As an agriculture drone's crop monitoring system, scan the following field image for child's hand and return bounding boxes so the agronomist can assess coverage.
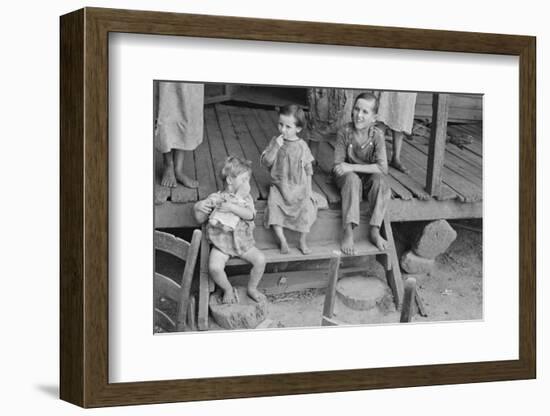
[275,135,284,147]
[197,200,214,215]
[217,202,235,213]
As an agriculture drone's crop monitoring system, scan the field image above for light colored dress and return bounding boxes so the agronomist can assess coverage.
[154,82,204,153]
[261,138,318,233]
[377,92,417,135]
[203,191,256,257]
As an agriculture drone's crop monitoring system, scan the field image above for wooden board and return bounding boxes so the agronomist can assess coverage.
[204,106,229,191]
[226,106,271,199]
[214,104,261,200]
[194,122,219,200]
[397,140,480,202]
[227,239,386,266]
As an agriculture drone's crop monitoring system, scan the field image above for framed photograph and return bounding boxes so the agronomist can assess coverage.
[60,7,536,408]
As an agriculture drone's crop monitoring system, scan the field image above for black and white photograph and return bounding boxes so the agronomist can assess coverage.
[153,82,483,333]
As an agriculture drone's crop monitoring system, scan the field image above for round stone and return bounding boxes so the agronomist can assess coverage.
[209,286,268,329]
[336,275,391,311]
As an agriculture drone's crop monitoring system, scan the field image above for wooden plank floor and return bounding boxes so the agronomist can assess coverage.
[154,103,483,216]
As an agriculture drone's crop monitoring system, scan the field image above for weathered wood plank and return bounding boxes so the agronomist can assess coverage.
[195,123,219,200]
[407,138,482,188]
[154,272,180,302]
[400,277,417,323]
[203,106,228,191]
[227,239,385,266]
[252,108,278,141]
[388,199,483,222]
[385,171,414,200]
[175,228,202,331]
[226,106,271,199]
[154,230,191,260]
[197,231,211,331]
[322,253,342,320]
[387,165,432,201]
[398,139,479,202]
[448,124,483,157]
[381,218,404,308]
[426,93,450,197]
[215,104,261,200]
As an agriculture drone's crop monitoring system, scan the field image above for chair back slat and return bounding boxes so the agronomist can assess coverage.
[154,272,180,302]
[154,230,190,261]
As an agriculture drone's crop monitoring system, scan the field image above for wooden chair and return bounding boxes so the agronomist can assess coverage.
[154,229,201,332]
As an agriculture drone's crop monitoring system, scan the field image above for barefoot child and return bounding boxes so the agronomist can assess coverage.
[333,92,391,254]
[261,105,317,255]
[193,156,266,303]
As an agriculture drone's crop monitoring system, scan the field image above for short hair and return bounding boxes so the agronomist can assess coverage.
[220,155,252,182]
[278,104,306,129]
[353,92,379,113]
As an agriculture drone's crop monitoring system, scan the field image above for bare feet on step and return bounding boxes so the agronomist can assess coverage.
[175,171,199,189]
[279,240,289,254]
[247,287,265,303]
[222,287,238,304]
[299,235,312,255]
[161,165,178,188]
[341,225,356,255]
[390,158,409,174]
[369,226,388,251]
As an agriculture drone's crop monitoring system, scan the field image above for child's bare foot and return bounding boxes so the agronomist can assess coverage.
[161,166,178,188]
[369,226,388,251]
[222,287,238,304]
[341,225,356,255]
[279,240,289,254]
[175,171,199,189]
[390,159,409,174]
[299,240,312,255]
[247,287,265,303]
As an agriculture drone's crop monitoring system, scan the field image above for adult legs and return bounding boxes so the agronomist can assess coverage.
[390,130,408,173]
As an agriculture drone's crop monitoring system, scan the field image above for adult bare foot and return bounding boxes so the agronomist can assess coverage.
[247,287,265,303]
[341,225,356,255]
[390,159,409,174]
[175,171,199,189]
[161,165,177,188]
[369,226,388,251]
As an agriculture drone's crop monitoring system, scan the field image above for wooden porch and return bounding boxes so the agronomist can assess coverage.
[154,100,482,228]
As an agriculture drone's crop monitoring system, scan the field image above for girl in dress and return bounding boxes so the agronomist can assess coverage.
[261,105,317,255]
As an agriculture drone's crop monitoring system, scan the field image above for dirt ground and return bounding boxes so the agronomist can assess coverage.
[258,222,483,329]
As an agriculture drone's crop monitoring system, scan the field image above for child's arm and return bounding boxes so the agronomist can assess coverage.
[194,194,219,224]
[218,202,255,221]
[260,135,283,168]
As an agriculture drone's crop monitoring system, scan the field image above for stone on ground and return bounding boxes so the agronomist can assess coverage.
[209,286,268,329]
[413,219,457,259]
[400,250,435,274]
[336,275,392,311]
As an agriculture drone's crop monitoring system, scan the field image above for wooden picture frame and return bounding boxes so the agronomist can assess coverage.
[60,7,536,408]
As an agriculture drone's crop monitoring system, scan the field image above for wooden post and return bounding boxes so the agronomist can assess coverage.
[321,252,341,322]
[426,93,450,197]
[400,277,417,323]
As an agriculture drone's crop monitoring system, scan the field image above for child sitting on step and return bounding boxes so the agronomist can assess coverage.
[194,156,266,303]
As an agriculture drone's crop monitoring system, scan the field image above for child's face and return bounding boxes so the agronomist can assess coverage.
[352,98,377,130]
[229,171,251,196]
[278,113,302,140]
